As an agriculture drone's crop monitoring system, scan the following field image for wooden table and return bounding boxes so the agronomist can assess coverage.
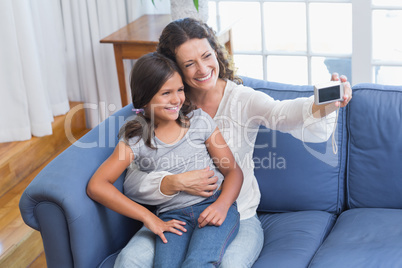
[100,14,233,107]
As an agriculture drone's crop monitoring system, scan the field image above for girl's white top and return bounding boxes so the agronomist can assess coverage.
[123,80,336,220]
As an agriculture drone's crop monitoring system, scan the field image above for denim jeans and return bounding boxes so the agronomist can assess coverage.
[114,210,263,268]
[154,191,240,268]
[219,214,264,267]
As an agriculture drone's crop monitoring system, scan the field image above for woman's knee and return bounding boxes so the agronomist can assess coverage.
[219,215,264,268]
[114,227,156,268]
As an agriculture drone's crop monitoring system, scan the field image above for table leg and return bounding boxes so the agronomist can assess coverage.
[113,44,129,107]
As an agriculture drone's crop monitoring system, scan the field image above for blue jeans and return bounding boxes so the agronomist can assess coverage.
[114,214,263,268]
[154,191,240,267]
[219,214,264,267]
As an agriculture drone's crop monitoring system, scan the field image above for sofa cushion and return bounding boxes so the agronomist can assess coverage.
[242,77,347,213]
[253,211,336,268]
[347,84,402,209]
[309,208,402,268]
[98,251,119,268]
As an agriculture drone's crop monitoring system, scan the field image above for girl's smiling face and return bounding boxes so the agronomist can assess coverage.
[175,38,220,92]
[144,71,185,125]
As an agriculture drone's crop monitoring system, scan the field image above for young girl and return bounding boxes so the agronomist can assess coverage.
[87,52,243,267]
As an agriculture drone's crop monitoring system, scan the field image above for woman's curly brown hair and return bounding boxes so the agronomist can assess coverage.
[157,18,242,85]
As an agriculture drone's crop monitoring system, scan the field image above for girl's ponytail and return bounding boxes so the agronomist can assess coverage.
[119,113,156,149]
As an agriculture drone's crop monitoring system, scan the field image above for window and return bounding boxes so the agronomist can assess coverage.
[372,1,402,85]
[208,0,402,85]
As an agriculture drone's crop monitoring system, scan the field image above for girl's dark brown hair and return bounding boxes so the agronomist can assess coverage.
[119,52,195,149]
[157,18,242,85]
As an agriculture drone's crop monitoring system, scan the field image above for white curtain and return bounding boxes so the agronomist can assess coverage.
[0,0,68,142]
[0,0,169,143]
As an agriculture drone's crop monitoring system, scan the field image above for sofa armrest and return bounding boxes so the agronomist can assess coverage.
[19,105,141,268]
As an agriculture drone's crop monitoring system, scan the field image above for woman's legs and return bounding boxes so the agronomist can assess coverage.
[219,214,264,268]
[114,225,155,268]
[114,214,263,268]
[114,197,259,268]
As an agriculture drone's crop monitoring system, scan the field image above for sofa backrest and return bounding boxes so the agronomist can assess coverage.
[346,83,402,209]
[242,77,347,214]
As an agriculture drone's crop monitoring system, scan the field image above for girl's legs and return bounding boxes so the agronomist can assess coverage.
[155,190,240,268]
[114,192,253,268]
[219,214,264,268]
[182,201,240,268]
[114,215,262,268]
[154,206,196,268]
[114,225,155,268]
[154,209,195,268]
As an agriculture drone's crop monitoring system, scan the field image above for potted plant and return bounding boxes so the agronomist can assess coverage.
[152,0,209,22]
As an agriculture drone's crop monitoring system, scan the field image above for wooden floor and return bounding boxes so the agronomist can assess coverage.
[28,252,47,268]
[0,102,89,268]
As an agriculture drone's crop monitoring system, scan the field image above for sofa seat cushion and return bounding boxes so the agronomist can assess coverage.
[309,208,402,268]
[253,211,336,268]
[98,251,119,268]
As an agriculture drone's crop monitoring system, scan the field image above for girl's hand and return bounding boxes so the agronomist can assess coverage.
[144,217,187,244]
[198,202,229,228]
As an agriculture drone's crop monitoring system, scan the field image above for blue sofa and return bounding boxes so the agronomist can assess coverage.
[19,77,402,268]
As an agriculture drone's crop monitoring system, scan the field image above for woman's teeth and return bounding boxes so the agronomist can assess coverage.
[196,71,212,82]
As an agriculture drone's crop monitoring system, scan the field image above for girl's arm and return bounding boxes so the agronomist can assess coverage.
[86,141,186,243]
[198,127,244,228]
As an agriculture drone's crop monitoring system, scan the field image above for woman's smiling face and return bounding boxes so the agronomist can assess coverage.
[175,38,220,92]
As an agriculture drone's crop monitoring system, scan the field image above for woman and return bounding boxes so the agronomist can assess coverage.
[88,52,242,267]
[115,18,352,268]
